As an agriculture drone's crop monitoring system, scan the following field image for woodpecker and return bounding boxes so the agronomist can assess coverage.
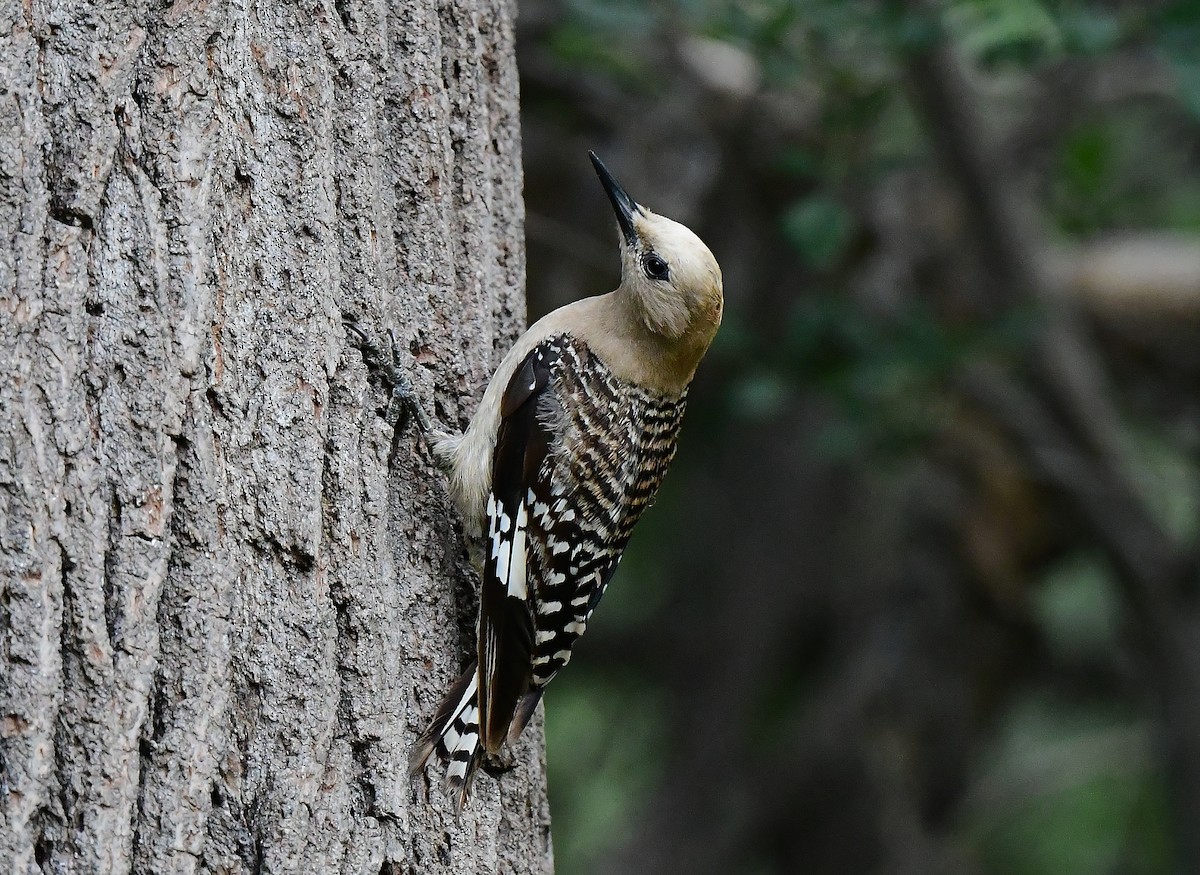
[407,152,723,810]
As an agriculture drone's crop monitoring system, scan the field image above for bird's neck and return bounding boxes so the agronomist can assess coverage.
[584,290,712,395]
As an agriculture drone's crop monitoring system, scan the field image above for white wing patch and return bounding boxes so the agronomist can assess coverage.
[509,503,528,599]
[487,493,529,601]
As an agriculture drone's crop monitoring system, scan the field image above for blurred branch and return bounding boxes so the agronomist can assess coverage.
[900,1,1200,865]
[521,2,1200,868]
[901,6,1137,484]
[958,364,1189,622]
[1054,235,1200,318]
[898,1,1196,576]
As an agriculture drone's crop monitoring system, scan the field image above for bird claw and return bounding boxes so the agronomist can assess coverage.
[343,314,433,441]
[480,749,518,778]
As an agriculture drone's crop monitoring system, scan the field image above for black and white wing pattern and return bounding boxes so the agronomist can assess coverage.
[476,339,559,753]
[522,339,686,691]
[477,333,688,753]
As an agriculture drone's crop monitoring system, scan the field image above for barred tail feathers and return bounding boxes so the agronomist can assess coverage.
[410,665,484,811]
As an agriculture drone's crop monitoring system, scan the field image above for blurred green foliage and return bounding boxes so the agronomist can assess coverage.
[781,195,855,269]
[543,516,676,871]
[966,694,1173,875]
[1052,113,1200,235]
[723,295,1037,459]
[1033,554,1120,659]
[524,0,1200,872]
[546,678,668,865]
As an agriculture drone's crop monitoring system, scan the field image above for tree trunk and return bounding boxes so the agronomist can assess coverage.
[0,1,552,872]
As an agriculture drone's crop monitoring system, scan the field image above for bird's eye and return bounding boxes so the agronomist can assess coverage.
[642,253,670,281]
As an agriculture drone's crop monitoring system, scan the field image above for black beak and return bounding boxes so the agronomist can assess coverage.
[589,151,640,247]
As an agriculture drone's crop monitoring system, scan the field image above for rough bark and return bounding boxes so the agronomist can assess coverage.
[0,1,553,873]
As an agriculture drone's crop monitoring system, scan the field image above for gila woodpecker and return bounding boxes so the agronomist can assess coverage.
[408,152,723,810]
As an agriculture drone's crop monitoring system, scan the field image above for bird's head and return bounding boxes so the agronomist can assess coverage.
[589,152,723,347]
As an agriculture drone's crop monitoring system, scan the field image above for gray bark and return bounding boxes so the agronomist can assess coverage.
[0,0,552,873]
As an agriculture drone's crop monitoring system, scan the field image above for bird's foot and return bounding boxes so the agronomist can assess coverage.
[343,314,434,440]
[480,748,519,778]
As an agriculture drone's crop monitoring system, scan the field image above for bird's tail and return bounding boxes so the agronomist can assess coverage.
[409,664,484,812]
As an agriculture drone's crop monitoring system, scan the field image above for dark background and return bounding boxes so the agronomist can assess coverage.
[515,1,1200,872]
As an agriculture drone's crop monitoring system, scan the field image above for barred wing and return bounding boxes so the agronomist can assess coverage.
[476,341,558,753]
